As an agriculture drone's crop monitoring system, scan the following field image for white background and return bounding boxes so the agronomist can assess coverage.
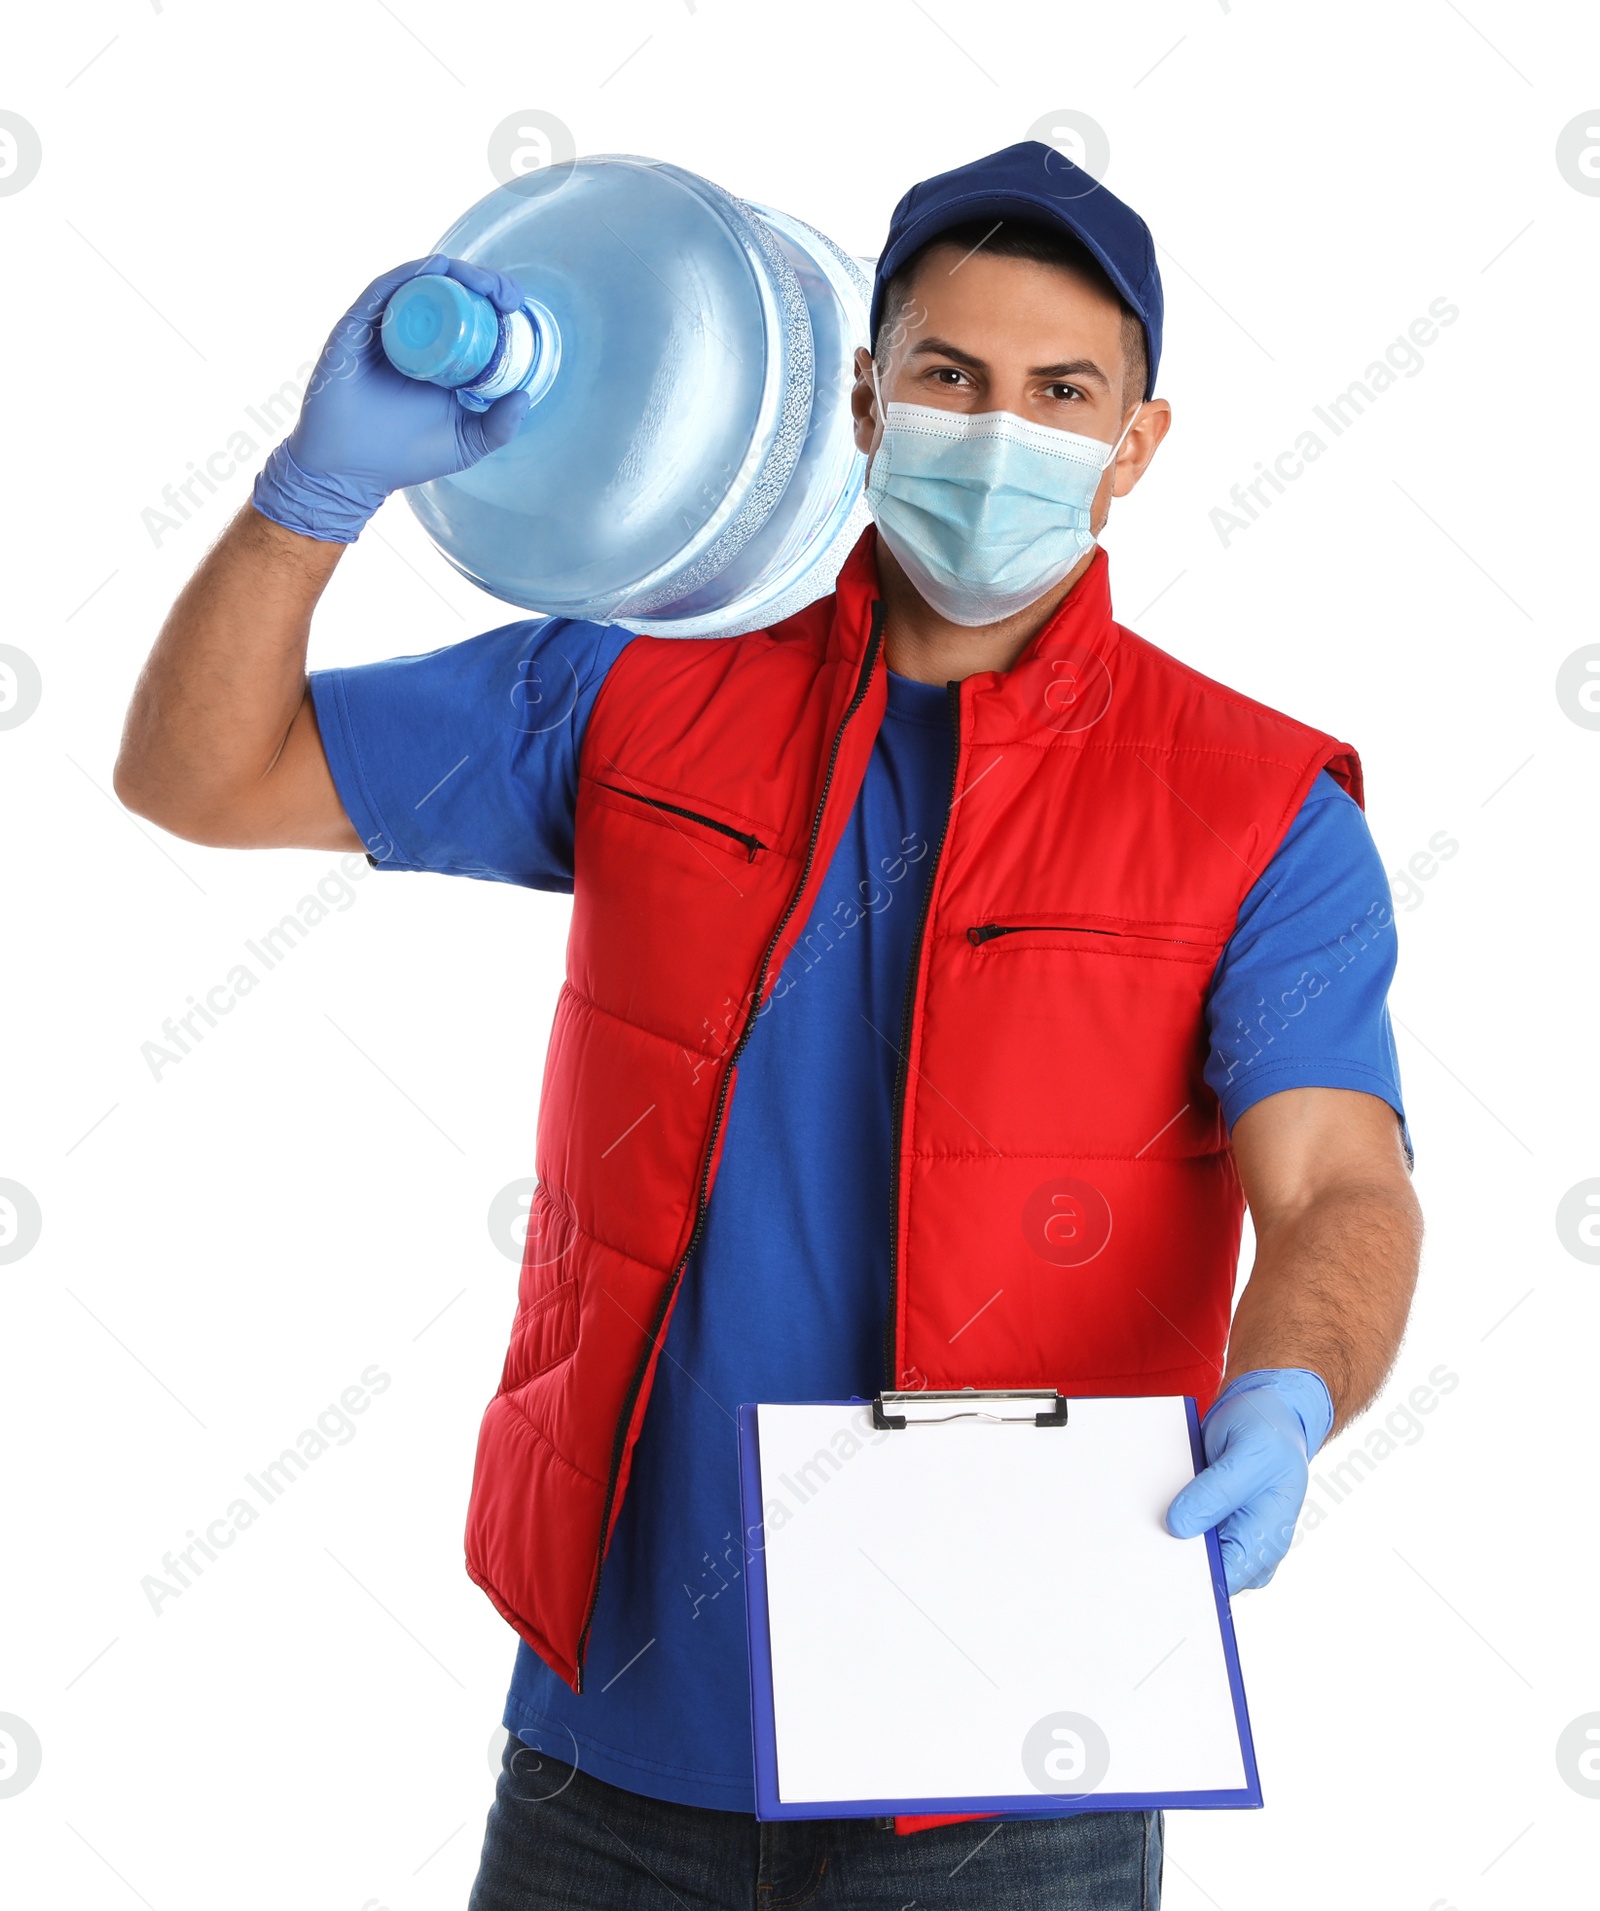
[3,3,1597,1907]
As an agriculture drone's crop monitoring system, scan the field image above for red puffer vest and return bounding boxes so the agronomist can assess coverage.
[463,528,1360,1716]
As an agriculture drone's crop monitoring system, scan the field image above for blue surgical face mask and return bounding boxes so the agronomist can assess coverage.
[865,372,1142,627]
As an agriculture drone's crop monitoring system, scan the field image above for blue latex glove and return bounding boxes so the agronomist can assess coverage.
[252,254,533,543]
[1165,1368,1335,1594]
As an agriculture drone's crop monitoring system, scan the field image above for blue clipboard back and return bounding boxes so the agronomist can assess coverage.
[738,1397,1262,1822]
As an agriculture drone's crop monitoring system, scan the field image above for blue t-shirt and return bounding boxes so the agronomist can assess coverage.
[311,615,1409,1813]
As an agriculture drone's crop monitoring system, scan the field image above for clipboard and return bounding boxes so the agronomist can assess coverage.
[738,1390,1261,1820]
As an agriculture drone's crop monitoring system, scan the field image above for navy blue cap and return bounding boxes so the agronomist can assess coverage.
[870,141,1163,398]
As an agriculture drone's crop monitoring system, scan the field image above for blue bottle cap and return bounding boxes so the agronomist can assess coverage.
[381,274,500,387]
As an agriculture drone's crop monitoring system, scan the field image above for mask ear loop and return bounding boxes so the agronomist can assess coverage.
[869,354,890,461]
[1099,400,1144,472]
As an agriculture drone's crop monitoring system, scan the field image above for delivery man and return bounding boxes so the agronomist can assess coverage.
[115,143,1422,1909]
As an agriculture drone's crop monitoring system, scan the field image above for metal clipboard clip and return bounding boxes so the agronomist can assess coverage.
[871,1387,1070,1430]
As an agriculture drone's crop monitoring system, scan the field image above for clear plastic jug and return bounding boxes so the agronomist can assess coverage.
[381,156,871,637]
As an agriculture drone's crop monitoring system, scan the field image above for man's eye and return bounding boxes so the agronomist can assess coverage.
[1047,384,1084,402]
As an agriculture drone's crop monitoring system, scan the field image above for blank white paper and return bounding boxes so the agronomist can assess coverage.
[754,1396,1249,1806]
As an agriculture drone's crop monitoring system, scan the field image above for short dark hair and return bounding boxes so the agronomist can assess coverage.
[873,217,1148,406]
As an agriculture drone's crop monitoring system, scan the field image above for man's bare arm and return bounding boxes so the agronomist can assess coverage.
[1224,1085,1423,1432]
[113,504,360,851]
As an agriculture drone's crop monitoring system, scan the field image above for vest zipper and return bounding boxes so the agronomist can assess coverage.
[574,601,886,1687]
[884,678,963,1392]
[596,783,767,862]
[966,922,1202,947]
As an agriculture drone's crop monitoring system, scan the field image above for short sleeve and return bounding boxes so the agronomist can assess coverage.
[1205,772,1412,1165]
[309,616,636,892]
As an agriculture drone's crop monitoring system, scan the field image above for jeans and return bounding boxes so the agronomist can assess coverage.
[468,1735,1162,1910]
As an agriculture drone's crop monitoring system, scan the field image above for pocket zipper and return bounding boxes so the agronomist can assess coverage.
[966,922,1201,947]
[598,783,767,862]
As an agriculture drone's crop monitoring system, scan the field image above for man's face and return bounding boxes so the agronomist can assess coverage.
[851,244,1169,535]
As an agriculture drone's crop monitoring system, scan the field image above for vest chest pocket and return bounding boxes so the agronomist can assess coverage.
[592,781,770,864]
[965,920,1223,967]
[949,917,1230,1153]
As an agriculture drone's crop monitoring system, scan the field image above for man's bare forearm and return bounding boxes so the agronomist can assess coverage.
[1221,1175,1423,1432]
[114,504,350,844]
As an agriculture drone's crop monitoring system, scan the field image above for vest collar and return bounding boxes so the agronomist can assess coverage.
[825,526,888,669]
[825,527,1122,743]
[961,544,1121,745]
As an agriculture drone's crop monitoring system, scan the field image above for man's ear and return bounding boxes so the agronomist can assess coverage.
[1089,398,1172,534]
[851,346,881,458]
[1109,398,1172,500]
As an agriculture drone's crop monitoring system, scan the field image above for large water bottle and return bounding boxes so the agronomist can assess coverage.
[379,155,871,638]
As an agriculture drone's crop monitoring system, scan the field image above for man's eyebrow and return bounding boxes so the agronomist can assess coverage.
[1029,358,1111,385]
[904,338,1112,386]
[906,336,986,370]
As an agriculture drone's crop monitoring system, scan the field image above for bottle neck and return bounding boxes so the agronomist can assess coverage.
[458,298,562,413]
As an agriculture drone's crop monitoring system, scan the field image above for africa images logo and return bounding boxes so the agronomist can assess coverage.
[1023,1176,1113,1267]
